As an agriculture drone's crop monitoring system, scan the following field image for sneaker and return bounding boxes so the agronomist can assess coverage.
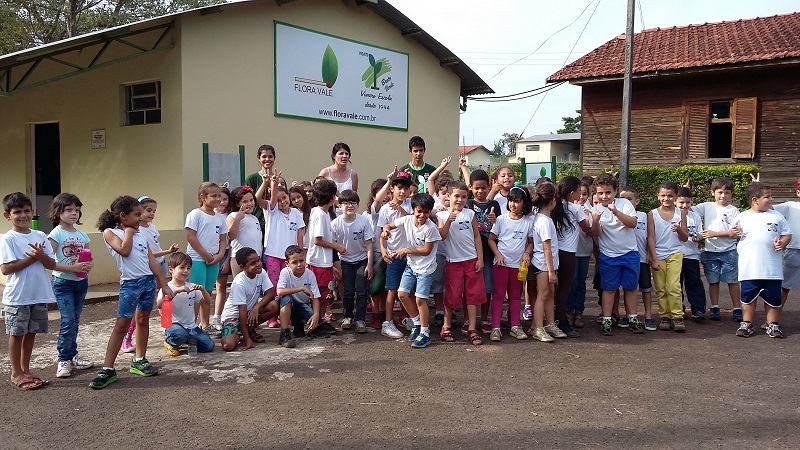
[393,300,402,312]
[601,319,613,336]
[658,317,673,331]
[163,341,181,356]
[56,360,72,378]
[203,325,221,338]
[644,318,657,331]
[401,317,414,332]
[760,322,769,330]
[509,326,528,340]
[732,309,744,322]
[628,318,646,334]
[617,317,630,328]
[522,305,533,321]
[736,321,754,337]
[766,323,784,338]
[279,329,296,348]
[381,320,404,338]
[558,321,581,338]
[433,312,444,327]
[573,311,585,328]
[690,309,706,321]
[319,322,339,335]
[411,333,430,348]
[530,327,555,342]
[311,326,330,338]
[71,355,94,370]
[673,318,687,332]
[544,323,567,339]
[355,320,367,334]
[461,321,469,333]
[481,321,493,334]
[213,316,223,331]
[267,317,279,328]
[708,307,721,321]
[88,368,118,389]
[341,317,354,330]
[130,357,158,377]
[408,325,421,342]
[489,328,502,342]
[369,314,383,329]
[293,319,306,338]
[120,339,135,353]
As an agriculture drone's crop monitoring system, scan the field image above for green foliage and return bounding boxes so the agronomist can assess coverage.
[492,132,521,157]
[556,162,579,180]
[557,110,581,134]
[625,165,759,211]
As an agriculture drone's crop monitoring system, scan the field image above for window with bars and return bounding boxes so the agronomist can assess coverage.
[124,81,161,125]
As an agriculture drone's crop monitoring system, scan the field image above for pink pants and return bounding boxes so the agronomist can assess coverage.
[492,265,522,328]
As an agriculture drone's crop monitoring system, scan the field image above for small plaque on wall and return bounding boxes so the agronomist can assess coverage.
[91,129,106,149]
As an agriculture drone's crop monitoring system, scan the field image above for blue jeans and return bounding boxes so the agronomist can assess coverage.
[278,295,315,323]
[52,277,89,362]
[165,324,215,353]
[681,258,706,313]
[567,256,590,312]
[341,259,369,322]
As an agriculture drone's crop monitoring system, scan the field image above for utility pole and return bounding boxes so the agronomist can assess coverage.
[619,0,635,188]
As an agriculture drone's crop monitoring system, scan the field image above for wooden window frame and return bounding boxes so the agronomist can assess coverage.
[123,80,162,126]
[682,97,756,160]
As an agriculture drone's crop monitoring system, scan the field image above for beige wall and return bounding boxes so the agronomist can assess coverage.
[512,141,552,163]
[464,149,497,167]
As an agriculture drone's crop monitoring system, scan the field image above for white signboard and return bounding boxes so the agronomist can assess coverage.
[91,129,106,149]
[525,162,554,184]
[274,22,409,130]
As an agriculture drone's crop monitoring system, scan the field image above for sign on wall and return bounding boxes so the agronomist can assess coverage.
[274,21,409,130]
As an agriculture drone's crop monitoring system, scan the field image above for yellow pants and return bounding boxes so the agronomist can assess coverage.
[652,252,684,319]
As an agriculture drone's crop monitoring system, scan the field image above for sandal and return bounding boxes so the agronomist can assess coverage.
[468,330,483,346]
[250,332,266,343]
[440,327,454,342]
[11,375,46,390]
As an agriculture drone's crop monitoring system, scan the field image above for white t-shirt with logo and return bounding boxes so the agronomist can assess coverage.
[331,214,374,263]
[436,208,478,263]
[277,267,321,306]
[263,205,304,259]
[733,210,791,281]
[682,210,703,260]
[773,201,800,250]
[139,224,164,263]
[490,214,532,269]
[557,201,587,253]
[531,213,559,271]
[691,202,739,253]
[1,229,56,305]
[229,213,263,258]
[185,208,228,261]
[221,269,272,321]
[376,199,412,252]
[105,228,152,281]
[633,211,648,263]
[394,215,441,275]
[591,198,637,258]
[307,207,334,268]
[158,281,201,329]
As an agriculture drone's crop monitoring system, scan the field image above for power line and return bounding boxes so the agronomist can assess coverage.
[470,82,565,102]
[637,0,645,29]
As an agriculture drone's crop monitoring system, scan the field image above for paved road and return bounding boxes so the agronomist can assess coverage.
[1,286,799,449]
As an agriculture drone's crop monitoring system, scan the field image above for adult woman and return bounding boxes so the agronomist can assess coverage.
[318,142,358,194]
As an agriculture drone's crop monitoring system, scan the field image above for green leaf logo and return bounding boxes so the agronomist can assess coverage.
[362,55,392,89]
[322,45,338,88]
[540,166,547,177]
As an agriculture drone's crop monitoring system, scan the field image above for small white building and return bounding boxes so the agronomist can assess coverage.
[510,132,580,163]
[458,145,497,167]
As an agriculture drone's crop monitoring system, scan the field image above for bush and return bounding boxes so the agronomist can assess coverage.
[556,162,580,180]
[624,165,758,211]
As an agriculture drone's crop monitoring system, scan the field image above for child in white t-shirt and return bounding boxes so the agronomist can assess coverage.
[381,193,442,348]
[731,182,791,338]
[157,252,215,355]
[527,183,563,342]
[277,245,323,342]
[567,180,593,328]
[771,177,800,307]
[227,186,264,279]
[676,187,707,322]
[258,172,305,287]
[619,186,655,331]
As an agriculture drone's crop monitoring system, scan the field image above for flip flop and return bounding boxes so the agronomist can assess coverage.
[11,376,46,390]
[29,375,50,387]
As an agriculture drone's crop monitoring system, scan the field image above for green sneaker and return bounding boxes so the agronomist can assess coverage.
[88,368,118,389]
[130,357,159,377]
[601,319,613,336]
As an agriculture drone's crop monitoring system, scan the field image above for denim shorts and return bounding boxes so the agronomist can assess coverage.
[384,255,408,290]
[278,295,314,322]
[782,248,800,290]
[741,279,782,308]
[700,249,738,284]
[398,266,434,299]
[4,304,48,336]
[118,275,156,318]
[598,251,640,291]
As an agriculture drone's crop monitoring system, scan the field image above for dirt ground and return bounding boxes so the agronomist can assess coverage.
[1,279,799,450]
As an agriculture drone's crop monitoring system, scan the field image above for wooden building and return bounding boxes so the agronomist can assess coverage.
[547,12,800,199]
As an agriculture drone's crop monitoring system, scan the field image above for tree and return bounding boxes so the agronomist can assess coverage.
[557,110,581,134]
[492,132,521,157]
[1,0,225,55]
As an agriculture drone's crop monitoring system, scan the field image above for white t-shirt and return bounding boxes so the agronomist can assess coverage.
[691,202,739,253]
[307,207,334,268]
[495,194,509,214]
[221,269,272,321]
[576,200,594,258]
[376,198,412,252]
[277,266,321,306]
[633,211,648,264]
[682,210,703,260]
[0,230,55,305]
[185,208,228,261]
[394,215,442,275]
[557,201,587,253]
[651,207,684,261]
[158,281,200,329]
[773,201,800,250]
[331,214,374,263]
[139,224,164,263]
[531,213,559,271]
[48,226,90,281]
[227,212,263,257]
[436,208,478,263]
[263,206,304,258]
[105,228,152,281]
[733,210,791,281]
[591,198,637,258]
[491,214,532,269]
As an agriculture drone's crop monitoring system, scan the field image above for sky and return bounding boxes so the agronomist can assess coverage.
[387,0,799,148]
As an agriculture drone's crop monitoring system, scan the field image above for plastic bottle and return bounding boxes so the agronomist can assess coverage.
[517,260,529,281]
[160,296,173,329]
[76,248,92,278]
[31,215,39,230]
[188,329,198,357]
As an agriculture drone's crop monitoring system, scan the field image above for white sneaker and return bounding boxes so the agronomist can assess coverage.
[56,360,72,378]
[381,321,404,338]
[341,317,353,330]
[71,355,94,370]
[401,317,414,331]
[212,315,223,331]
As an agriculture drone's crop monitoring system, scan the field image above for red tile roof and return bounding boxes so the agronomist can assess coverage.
[459,145,488,154]
[548,12,800,82]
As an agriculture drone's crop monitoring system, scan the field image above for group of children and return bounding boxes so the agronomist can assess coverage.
[2,135,798,391]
